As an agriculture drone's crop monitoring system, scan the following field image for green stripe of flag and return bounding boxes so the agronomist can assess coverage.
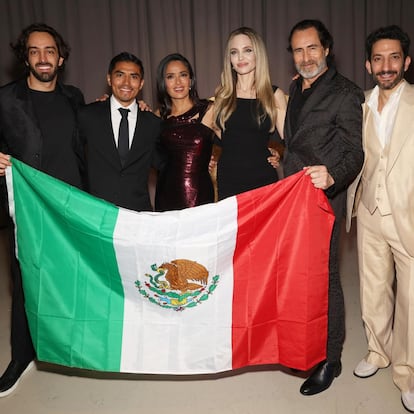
[9,158,124,371]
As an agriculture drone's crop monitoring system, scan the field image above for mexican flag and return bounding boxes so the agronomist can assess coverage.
[6,158,334,375]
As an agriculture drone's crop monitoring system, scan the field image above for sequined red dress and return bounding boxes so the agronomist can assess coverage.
[155,101,215,211]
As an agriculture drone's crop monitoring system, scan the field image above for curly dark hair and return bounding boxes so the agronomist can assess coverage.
[366,25,410,60]
[10,22,70,69]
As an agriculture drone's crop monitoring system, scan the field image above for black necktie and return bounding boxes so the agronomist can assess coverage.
[118,108,130,165]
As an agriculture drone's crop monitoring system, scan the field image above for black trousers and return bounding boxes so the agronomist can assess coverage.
[7,222,35,364]
[326,218,345,362]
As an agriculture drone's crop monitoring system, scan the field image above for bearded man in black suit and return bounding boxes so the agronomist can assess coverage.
[283,19,364,396]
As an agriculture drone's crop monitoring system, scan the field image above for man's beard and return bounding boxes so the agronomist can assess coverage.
[296,59,327,80]
[28,63,59,82]
[373,66,405,90]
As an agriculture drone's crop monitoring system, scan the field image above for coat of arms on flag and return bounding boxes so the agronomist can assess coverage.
[136,260,219,311]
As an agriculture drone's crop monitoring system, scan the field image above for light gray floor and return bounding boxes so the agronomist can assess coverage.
[0,223,406,414]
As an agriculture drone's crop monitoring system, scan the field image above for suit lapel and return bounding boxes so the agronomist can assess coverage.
[100,101,123,168]
[362,91,372,157]
[387,82,414,173]
[297,70,334,126]
[128,108,141,154]
[284,94,293,141]
[15,79,41,130]
[124,109,148,168]
[286,68,336,144]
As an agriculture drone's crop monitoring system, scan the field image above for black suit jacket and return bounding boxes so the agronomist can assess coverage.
[283,67,364,217]
[0,78,85,205]
[78,100,162,211]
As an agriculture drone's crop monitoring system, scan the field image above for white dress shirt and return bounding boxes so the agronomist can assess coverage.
[366,80,405,148]
[110,96,138,149]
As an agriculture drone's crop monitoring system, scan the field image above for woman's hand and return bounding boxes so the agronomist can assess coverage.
[267,148,280,169]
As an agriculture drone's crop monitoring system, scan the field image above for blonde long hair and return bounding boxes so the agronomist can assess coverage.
[214,27,278,132]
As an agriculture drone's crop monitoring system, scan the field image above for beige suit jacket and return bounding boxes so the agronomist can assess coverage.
[346,80,414,257]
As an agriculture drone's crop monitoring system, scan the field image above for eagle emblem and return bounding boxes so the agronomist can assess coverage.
[135,260,219,311]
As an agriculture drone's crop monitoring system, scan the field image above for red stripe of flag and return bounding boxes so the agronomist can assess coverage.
[231,171,334,371]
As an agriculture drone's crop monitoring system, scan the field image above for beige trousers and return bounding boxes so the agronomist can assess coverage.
[357,203,414,393]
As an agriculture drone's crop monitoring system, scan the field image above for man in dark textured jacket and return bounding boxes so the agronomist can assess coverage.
[283,19,364,396]
[0,23,84,397]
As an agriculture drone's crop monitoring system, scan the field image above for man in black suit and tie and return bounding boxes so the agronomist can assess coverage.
[282,20,364,396]
[0,23,85,397]
[78,52,162,211]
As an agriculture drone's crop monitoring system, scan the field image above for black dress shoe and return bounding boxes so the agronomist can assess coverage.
[0,360,34,398]
[299,360,341,396]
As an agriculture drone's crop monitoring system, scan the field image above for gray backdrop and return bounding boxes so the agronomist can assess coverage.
[1,0,414,105]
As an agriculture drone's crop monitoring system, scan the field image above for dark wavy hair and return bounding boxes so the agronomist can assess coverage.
[10,22,70,70]
[366,25,410,60]
[287,19,335,65]
[107,52,144,77]
[156,53,199,119]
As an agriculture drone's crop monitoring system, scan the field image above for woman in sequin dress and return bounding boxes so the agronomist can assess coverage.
[154,54,215,211]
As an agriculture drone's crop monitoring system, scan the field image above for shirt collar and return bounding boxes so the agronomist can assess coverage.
[297,67,329,94]
[367,79,406,111]
[110,95,138,114]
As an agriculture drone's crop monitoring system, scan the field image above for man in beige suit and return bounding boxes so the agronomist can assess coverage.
[347,25,414,413]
